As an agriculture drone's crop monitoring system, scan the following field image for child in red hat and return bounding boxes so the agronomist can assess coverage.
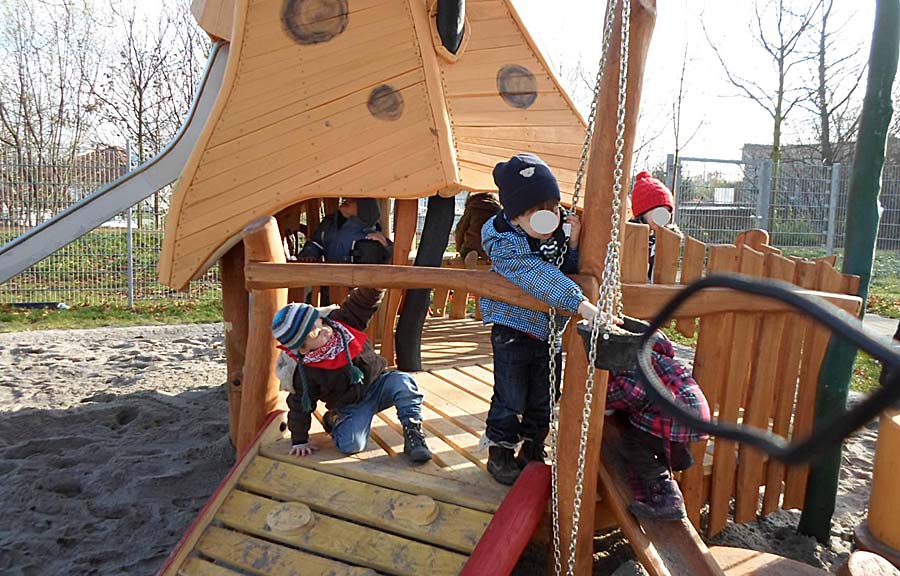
[629,171,680,280]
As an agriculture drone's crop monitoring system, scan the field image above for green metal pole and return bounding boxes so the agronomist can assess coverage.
[798,0,899,542]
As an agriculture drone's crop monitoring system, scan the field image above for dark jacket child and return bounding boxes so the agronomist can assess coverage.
[297,198,392,304]
[455,192,503,262]
[607,331,711,520]
[272,287,432,463]
[297,197,392,264]
[479,153,600,485]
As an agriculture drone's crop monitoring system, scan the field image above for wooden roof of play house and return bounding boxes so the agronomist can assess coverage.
[160,0,587,289]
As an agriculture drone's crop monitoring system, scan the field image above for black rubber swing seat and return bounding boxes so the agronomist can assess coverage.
[577,316,650,372]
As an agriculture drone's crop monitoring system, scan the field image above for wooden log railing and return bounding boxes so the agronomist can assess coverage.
[244,261,862,319]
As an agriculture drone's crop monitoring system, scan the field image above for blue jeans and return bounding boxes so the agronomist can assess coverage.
[331,371,423,454]
[485,324,561,447]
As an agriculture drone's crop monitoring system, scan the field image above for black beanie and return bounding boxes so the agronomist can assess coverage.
[492,153,561,219]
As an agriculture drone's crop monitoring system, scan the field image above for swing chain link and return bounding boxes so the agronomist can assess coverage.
[547,240,569,576]
[546,308,564,576]
[566,0,631,574]
[598,0,631,330]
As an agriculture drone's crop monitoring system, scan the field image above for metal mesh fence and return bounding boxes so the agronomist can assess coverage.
[671,160,761,245]
[1,147,898,306]
[770,164,835,248]
[671,157,900,281]
[0,146,220,306]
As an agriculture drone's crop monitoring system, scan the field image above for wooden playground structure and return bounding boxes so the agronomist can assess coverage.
[155,0,900,574]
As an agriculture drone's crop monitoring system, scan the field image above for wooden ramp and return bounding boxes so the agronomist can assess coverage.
[160,348,512,575]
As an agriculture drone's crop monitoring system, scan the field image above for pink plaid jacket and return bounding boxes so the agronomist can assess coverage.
[606,332,710,443]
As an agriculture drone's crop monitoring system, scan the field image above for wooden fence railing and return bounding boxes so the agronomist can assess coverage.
[621,225,861,535]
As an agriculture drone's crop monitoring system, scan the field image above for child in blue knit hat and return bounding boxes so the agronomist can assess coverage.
[479,153,600,485]
[272,287,432,463]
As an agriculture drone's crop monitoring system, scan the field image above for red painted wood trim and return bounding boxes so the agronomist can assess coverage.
[460,462,551,576]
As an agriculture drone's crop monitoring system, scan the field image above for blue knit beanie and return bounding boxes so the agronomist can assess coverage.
[493,153,561,219]
[272,303,320,351]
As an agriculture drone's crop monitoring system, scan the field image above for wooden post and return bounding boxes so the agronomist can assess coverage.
[237,217,288,453]
[275,203,305,303]
[557,1,656,572]
[855,409,900,567]
[305,199,322,305]
[220,242,248,447]
[380,199,418,365]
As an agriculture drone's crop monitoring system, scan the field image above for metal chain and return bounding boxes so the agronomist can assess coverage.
[546,308,564,576]
[569,0,620,212]
[565,1,631,574]
[545,1,628,575]
[546,241,569,576]
[597,0,631,331]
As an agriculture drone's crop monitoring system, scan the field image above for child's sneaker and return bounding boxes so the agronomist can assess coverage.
[402,420,433,464]
[487,446,521,485]
[628,476,686,521]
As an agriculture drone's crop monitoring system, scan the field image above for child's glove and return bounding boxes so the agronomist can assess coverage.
[289,442,318,457]
[577,300,600,322]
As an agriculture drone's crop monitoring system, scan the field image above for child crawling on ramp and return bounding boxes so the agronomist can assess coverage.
[272,287,433,464]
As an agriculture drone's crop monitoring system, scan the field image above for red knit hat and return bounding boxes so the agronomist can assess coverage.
[631,171,674,218]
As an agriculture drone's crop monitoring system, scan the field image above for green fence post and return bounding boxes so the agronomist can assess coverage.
[798,0,899,542]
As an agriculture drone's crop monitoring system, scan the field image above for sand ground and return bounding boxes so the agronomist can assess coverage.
[0,322,888,575]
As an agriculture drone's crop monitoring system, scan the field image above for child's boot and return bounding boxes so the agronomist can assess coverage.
[487,446,521,485]
[627,475,686,521]
[322,410,339,435]
[515,434,548,468]
[668,442,694,472]
[402,420,433,464]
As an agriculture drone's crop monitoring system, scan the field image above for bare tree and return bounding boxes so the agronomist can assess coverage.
[803,0,866,165]
[91,0,209,228]
[890,84,900,140]
[0,0,106,226]
[704,0,822,180]
[670,38,704,200]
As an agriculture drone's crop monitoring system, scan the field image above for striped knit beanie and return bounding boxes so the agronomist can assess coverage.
[272,303,319,352]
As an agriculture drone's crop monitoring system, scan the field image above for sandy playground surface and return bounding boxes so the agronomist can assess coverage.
[0,323,882,575]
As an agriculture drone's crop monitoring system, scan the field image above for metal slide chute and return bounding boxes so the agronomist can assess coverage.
[0,41,230,286]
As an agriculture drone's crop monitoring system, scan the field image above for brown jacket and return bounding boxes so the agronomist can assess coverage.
[455,193,502,259]
[287,287,387,444]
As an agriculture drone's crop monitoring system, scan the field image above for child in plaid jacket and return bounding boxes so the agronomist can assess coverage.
[607,331,710,520]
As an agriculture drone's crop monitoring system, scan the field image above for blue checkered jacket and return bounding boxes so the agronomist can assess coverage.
[479,214,585,340]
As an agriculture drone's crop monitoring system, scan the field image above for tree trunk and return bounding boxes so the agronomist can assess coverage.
[818,7,834,165]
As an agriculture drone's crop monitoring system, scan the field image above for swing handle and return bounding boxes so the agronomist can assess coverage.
[636,274,900,465]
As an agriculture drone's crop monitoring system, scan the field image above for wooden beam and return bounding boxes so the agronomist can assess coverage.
[245,262,862,318]
[237,217,288,453]
[220,241,248,447]
[381,199,418,365]
[247,262,598,315]
[558,1,658,572]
